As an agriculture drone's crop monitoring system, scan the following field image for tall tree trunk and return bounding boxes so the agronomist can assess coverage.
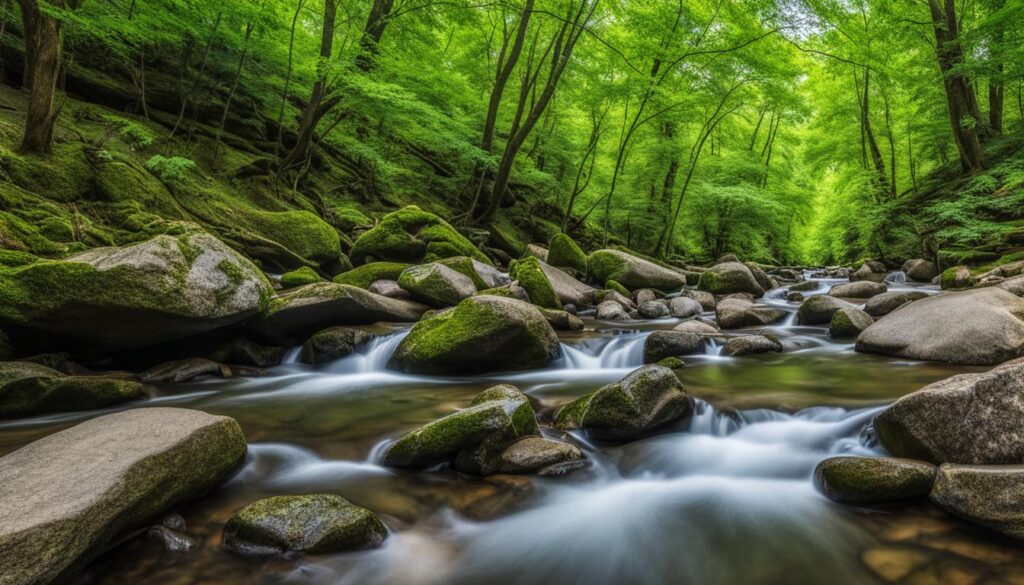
[17,0,64,154]
[214,18,256,155]
[275,0,306,158]
[859,69,889,196]
[170,11,222,138]
[882,86,897,197]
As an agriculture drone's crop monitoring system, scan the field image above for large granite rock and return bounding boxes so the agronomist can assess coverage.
[588,250,685,291]
[796,295,858,325]
[0,361,145,419]
[539,261,595,307]
[829,307,874,339]
[930,464,1024,541]
[855,288,1024,365]
[863,291,929,318]
[715,297,786,329]
[902,259,937,282]
[643,331,705,363]
[397,263,477,307]
[698,262,765,297]
[814,456,936,504]
[828,281,887,299]
[0,408,246,584]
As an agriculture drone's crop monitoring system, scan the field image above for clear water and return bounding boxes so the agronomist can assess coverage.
[4,280,1024,585]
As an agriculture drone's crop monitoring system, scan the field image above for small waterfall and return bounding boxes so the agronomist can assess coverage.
[885,271,907,284]
[282,346,303,364]
[558,333,649,369]
[323,331,410,374]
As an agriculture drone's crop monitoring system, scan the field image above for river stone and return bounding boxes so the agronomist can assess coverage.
[796,295,858,325]
[720,335,783,357]
[546,233,588,276]
[596,300,630,321]
[223,494,386,556]
[638,300,670,319]
[299,327,374,364]
[148,525,197,552]
[588,249,686,291]
[510,256,561,309]
[387,296,560,374]
[829,281,887,299]
[524,244,549,262]
[538,308,584,331]
[940,265,973,289]
[789,280,819,292]
[496,437,585,475]
[676,290,714,311]
[668,297,702,318]
[539,261,595,306]
[397,263,477,308]
[140,358,230,383]
[786,291,804,302]
[745,262,776,292]
[554,365,692,441]
[595,289,636,310]
[863,291,929,318]
[0,408,246,584]
[0,232,272,352]
[698,262,765,297]
[902,259,937,282]
[368,279,412,299]
[381,385,539,473]
[829,308,874,339]
[874,358,1024,464]
[930,464,1024,541]
[0,361,145,418]
[633,289,657,305]
[851,262,887,283]
[471,259,510,289]
[715,298,786,329]
[814,456,936,504]
[480,283,530,302]
[855,288,1024,365]
[643,331,705,363]
[672,320,720,335]
[255,283,428,344]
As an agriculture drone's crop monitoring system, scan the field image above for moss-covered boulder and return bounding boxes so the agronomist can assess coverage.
[930,464,1024,541]
[814,456,936,504]
[0,361,145,419]
[139,358,229,383]
[547,233,588,276]
[223,494,386,556]
[381,384,540,474]
[606,279,631,297]
[436,256,489,290]
[0,232,273,352]
[387,296,560,375]
[721,335,783,357]
[509,256,561,309]
[589,249,685,291]
[796,295,857,325]
[243,210,343,270]
[940,265,972,289]
[828,307,874,339]
[332,262,411,289]
[902,259,937,282]
[643,331,705,363]
[398,263,477,308]
[299,327,374,365]
[698,262,765,297]
[0,408,246,584]
[495,437,585,475]
[554,365,692,441]
[349,206,491,266]
[254,283,428,344]
[279,266,320,289]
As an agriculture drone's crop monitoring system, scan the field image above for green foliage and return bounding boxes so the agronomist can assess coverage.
[145,156,197,183]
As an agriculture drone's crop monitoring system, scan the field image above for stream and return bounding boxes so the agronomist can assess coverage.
[3,274,1024,584]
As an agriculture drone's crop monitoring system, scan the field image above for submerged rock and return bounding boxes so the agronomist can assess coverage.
[223,494,387,556]
[643,331,705,363]
[828,281,886,299]
[796,295,857,325]
[0,408,246,584]
[398,263,477,308]
[828,308,874,339]
[299,327,374,364]
[814,456,936,504]
[555,365,692,441]
[0,361,145,418]
[588,249,685,291]
[855,288,1024,365]
[874,358,1024,464]
[721,335,783,357]
[930,464,1024,541]
[0,232,272,352]
[902,259,937,282]
[863,291,929,318]
[698,262,765,297]
[387,296,560,375]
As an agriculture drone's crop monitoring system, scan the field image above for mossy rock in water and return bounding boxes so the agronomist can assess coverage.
[241,209,344,271]
[796,295,857,325]
[656,357,686,369]
[554,365,692,441]
[940,265,972,289]
[280,266,320,289]
[606,279,631,297]
[381,384,539,473]
[0,231,273,352]
[350,206,491,266]
[588,249,685,291]
[223,494,387,556]
[509,256,561,309]
[397,263,477,308]
[698,262,765,296]
[387,296,560,375]
[829,307,874,339]
[0,361,145,418]
[299,327,374,365]
[814,456,936,504]
[547,233,587,276]
[333,262,411,289]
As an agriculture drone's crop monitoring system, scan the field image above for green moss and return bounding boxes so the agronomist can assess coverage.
[332,262,411,289]
[246,210,341,265]
[509,256,561,309]
[280,266,321,288]
[0,362,145,418]
[438,256,488,290]
[350,206,491,266]
[397,263,475,307]
[588,250,628,285]
[331,204,374,233]
[547,233,588,275]
[656,357,686,369]
[606,279,631,297]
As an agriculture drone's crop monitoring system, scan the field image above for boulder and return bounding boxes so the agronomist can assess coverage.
[435,256,492,290]
[672,320,720,335]
[720,335,783,357]
[524,244,549,262]
[873,358,1024,464]
[333,262,411,289]
[678,289,716,311]
[212,336,287,367]
[539,261,595,307]
[223,494,386,556]
[368,279,411,299]
[638,300,670,319]
[509,256,561,309]
[744,262,776,292]
[349,206,491,265]
[668,297,702,318]
[855,288,1024,365]
[496,437,585,475]
[546,233,588,276]
[634,289,659,305]
[828,281,887,299]
[698,262,765,297]
[538,308,584,331]
[643,331,705,363]
[789,280,819,292]
[554,365,692,441]
[595,289,635,310]
[851,262,887,283]
[715,298,786,329]
[940,265,972,290]
[470,259,510,289]
[0,408,245,584]
[829,308,874,339]
[0,361,145,418]
[902,259,937,282]
[796,295,857,325]
[381,385,539,474]
[588,250,686,291]
[255,283,428,344]
[814,456,936,504]
[140,358,229,383]
[387,296,560,374]
[718,253,740,263]
[930,464,1024,541]
[397,263,477,308]
[596,300,630,321]
[299,327,374,364]
[999,276,1024,297]
[863,291,929,318]
[279,266,320,289]
[786,291,804,302]
[656,357,686,369]
[480,283,530,302]
[0,232,272,352]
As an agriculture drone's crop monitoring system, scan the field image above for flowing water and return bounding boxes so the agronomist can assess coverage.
[4,278,1024,584]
